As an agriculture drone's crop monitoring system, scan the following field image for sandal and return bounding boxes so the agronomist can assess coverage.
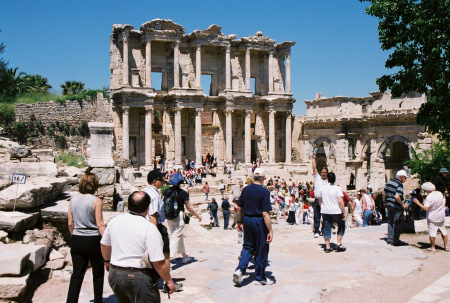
[335,244,347,252]
[324,248,332,253]
[445,247,450,252]
[426,248,436,252]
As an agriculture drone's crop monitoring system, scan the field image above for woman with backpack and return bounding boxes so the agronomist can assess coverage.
[164,173,202,264]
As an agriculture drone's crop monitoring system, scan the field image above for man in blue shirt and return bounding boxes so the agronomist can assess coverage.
[383,170,409,246]
[233,168,274,286]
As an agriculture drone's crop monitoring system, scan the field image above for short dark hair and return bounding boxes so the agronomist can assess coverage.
[327,172,336,184]
[128,191,150,213]
[320,167,329,173]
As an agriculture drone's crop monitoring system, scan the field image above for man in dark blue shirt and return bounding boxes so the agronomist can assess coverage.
[221,196,231,230]
[233,168,274,286]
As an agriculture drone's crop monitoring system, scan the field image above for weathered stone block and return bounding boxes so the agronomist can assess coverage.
[0,230,8,242]
[0,270,30,300]
[45,259,65,270]
[8,146,31,159]
[0,176,68,210]
[21,157,39,162]
[39,198,69,223]
[0,211,39,233]
[0,244,29,276]
[49,249,65,261]
[92,167,116,185]
[64,166,83,177]
[0,162,58,180]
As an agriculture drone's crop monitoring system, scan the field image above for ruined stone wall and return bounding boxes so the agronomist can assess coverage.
[15,93,112,125]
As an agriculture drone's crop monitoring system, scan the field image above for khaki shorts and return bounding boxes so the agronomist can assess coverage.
[427,220,447,237]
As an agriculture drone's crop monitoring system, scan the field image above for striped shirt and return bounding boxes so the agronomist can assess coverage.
[142,185,165,223]
[384,178,404,209]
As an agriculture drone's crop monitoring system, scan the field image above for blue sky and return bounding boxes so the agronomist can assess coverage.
[0,0,389,116]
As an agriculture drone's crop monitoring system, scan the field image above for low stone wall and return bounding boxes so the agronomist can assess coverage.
[15,93,112,125]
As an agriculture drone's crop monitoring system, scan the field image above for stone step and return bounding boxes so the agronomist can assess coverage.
[0,211,39,233]
[0,270,30,301]
[0,243,47,276]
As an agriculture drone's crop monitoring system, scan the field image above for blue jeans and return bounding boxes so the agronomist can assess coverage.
[313,200,323,234]
[363,210,373,227]
[205,193,209,200]
[210,211,219,227]
[236,216,269,281]
[387,206,403,244]
[223,210,230,229]
[322,213,345,239]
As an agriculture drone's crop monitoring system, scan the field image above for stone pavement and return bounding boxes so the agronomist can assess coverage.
[67,202,450,303]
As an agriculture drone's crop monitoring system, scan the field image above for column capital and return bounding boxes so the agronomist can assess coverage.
[269,109,276,118]
[122,106,130,114]
[245,109,252,116]
[174,107,182,115]
[196,43,201,49]
[145,105,154,113]
[225,108,234,116]
[195,108,203,113]
[226,44,231,52]
[122,30,130,42]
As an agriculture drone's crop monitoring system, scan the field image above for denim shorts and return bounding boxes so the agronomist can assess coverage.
[322,213,345,239]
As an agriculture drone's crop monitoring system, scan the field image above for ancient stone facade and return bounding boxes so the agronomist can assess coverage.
[109,19,296,167]
[292,92,434,191]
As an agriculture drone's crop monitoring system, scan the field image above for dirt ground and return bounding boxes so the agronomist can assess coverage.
[22,228,450,303]
[321,230,450,303]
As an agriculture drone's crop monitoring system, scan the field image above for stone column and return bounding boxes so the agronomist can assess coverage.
[268,51,274,93]
[145,106,153,166]
[226,109,233,163]
[286,51,291,94]
[195,108,203,166]
[173,40,180,88]
[174,108,182,165]
[195,43,202,89]
[269,109,275,163]
[285,111,292,164]
[245,47,251,91]
[225,44,231,90]
[245,110,251,164]
[122,31,130,86]
[122,106,130,160]
[145,37,152,88]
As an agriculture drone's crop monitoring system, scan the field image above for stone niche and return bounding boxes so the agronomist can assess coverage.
[88,122,114,168]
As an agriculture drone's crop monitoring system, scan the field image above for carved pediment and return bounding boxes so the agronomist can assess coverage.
[112,24,135,34]
[187,24,235,42]
[140,19,185,34]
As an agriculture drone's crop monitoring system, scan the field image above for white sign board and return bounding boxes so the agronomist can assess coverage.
[12,173,27,184]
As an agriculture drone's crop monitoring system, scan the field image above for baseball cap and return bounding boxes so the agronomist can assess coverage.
[169,172,183,186]
[212,197,216,201]
[421,182,436,192]
[147,169,165,184]
[439,168,448,173]
[396,170,408,177]
[253,168,265,176]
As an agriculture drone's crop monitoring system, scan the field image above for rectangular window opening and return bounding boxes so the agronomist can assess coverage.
[151,72,163,90]
[201,74,212,96]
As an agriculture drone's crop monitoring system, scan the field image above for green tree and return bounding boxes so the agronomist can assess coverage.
[360,0,450,141]
[405,142,450,183]
[60,81,85,95]
[0,67,27,97]
[23,74,52,94]
[0,29,7,69]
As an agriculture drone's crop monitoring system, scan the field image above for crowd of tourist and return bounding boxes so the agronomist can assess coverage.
[66,154,449,301]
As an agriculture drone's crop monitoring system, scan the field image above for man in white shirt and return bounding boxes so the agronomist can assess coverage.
[101,191,175,301]
[312,152,328,238]
[317,172,346,253]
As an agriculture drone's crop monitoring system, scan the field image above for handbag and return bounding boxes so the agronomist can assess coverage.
[184,214,190,224]
[396,211,415,234]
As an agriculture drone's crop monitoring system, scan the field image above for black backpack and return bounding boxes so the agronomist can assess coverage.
[162,186,181,220]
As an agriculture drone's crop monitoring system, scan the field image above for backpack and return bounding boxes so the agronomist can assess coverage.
[162,186,181,220]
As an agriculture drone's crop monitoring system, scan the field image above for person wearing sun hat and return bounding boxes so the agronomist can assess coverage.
[413,182,448,252]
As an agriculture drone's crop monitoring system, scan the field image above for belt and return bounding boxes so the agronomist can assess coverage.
[110,264,155,273]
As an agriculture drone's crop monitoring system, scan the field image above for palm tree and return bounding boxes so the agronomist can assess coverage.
[23,74,52,94]
[60,81,85,95]
[0,67,27,97]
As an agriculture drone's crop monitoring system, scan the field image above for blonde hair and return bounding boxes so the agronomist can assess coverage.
[246,176,253,185]
[79,173,99,194]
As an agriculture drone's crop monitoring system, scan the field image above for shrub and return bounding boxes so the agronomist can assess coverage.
[55,136,67,149]
[55,151,85,168]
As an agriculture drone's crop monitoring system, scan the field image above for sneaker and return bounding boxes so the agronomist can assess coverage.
[162,282,183,293]
[314,233,319,238]
[181,256,193,264]
[255,278,276,285]
[233,270,242,286]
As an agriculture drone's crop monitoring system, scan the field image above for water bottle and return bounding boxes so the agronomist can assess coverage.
[174,201,178,211]
[238,231,243,244]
